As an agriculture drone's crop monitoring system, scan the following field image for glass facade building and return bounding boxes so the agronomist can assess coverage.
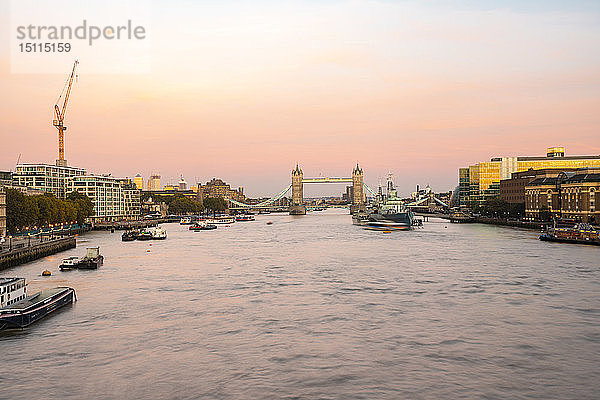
[458,148,600,207]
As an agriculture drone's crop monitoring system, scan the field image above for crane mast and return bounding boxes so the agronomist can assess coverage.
[53,60,78,167]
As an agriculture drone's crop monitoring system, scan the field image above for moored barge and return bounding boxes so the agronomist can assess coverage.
[539,223,600,246]
[0,278,75,330]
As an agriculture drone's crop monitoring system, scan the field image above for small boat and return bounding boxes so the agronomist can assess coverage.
[189,221,217,231]
[206,217,235,224]
[59,256,80,270]
[136,229,153,241]
[150,227,167,240]
[121,230,138,241]
[179,217,193,225]
[266,221,273,225]
[41,270,52,276]
[235,215,255,222]
[76,247,104,269]
[352,211,370,226]
[0,278,76,330]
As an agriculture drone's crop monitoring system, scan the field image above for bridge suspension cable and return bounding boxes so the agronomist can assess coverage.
[228,184,292,208]
[363,183,378,197]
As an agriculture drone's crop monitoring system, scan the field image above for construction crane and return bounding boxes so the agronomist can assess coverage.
[53,60,79,167]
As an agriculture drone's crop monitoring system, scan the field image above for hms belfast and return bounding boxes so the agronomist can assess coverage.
[353,174,415,230]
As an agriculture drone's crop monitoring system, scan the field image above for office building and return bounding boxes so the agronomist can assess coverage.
[13,163,87,199]
[147,174,161,191]
[459,147,600,207]
[134,174,144,190]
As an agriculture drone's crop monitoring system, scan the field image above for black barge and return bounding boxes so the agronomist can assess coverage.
[0,282,76,330]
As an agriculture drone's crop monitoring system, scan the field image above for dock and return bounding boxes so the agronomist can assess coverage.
[0,237,76,270]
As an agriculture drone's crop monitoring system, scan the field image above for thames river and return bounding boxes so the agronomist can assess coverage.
[1,209,599,399]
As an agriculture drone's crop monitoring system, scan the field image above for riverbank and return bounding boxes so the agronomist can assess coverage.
[474,217,545,230]
[0,236,76,270]
[416,212,545,230]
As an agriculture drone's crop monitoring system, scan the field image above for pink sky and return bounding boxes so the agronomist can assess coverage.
[1,1,599,197]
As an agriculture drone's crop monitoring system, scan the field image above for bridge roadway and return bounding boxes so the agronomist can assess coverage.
[301,177,353,184]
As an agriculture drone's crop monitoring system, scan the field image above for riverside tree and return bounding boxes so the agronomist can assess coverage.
[168,197,203,215]
[5,189,94,233]
[203,197,228,216]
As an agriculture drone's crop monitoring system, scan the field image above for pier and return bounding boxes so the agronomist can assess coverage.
[0,236,76,270]
[92,219,170,231]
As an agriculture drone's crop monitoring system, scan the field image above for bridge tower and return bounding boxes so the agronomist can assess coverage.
[289,164,306,215]
[351,163,365,214]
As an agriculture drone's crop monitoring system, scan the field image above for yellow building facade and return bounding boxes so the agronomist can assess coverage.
[459,147,600,207]
[133,174,143,190]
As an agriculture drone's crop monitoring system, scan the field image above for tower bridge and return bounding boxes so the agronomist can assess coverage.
[228,164,371,215]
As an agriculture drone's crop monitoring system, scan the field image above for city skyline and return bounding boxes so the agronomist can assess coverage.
[1,0,600,197]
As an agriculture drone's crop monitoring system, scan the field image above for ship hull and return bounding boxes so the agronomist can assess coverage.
[0,287,75,330]
[77,255,104,269]
[540,234,600,246]
[363,212,414,231]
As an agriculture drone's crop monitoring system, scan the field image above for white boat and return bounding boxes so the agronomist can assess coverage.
[59,256,80,270]
[150,227,167,240]
[206,217,235,224]
[180,217,193,225]
[235,215,255,222]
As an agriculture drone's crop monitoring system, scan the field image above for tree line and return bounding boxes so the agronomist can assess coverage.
[472,198,525,219]
[5,189,94,234]
[141,192,228,215]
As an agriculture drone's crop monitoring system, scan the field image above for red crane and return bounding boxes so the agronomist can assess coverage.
[53,60,79,167]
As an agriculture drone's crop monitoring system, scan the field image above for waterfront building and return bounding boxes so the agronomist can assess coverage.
[141,196,168,218]
[0,170,44,195]
[525,169,600,223]
[0,171,12,186]
[69,175,141,222]
[134,174,144,190]
[13,163,87,199]
[122,180,141,220]
[459,147,600,207]
[0,187,6,237]
[458,168,470,208]
[500,168,580,204]
[147,174,161,191]
[198,178,246,203]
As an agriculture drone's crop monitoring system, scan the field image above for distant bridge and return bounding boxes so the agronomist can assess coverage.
[227,164,377,213]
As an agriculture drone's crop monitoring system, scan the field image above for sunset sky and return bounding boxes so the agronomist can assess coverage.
[1,0,599,197]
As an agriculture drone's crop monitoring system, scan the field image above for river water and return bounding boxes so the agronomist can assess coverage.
[1,209,599,399]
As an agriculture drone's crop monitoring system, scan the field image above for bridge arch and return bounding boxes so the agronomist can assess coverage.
[289,163,365,215]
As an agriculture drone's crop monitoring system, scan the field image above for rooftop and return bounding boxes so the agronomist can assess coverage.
[0,277,23,285]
